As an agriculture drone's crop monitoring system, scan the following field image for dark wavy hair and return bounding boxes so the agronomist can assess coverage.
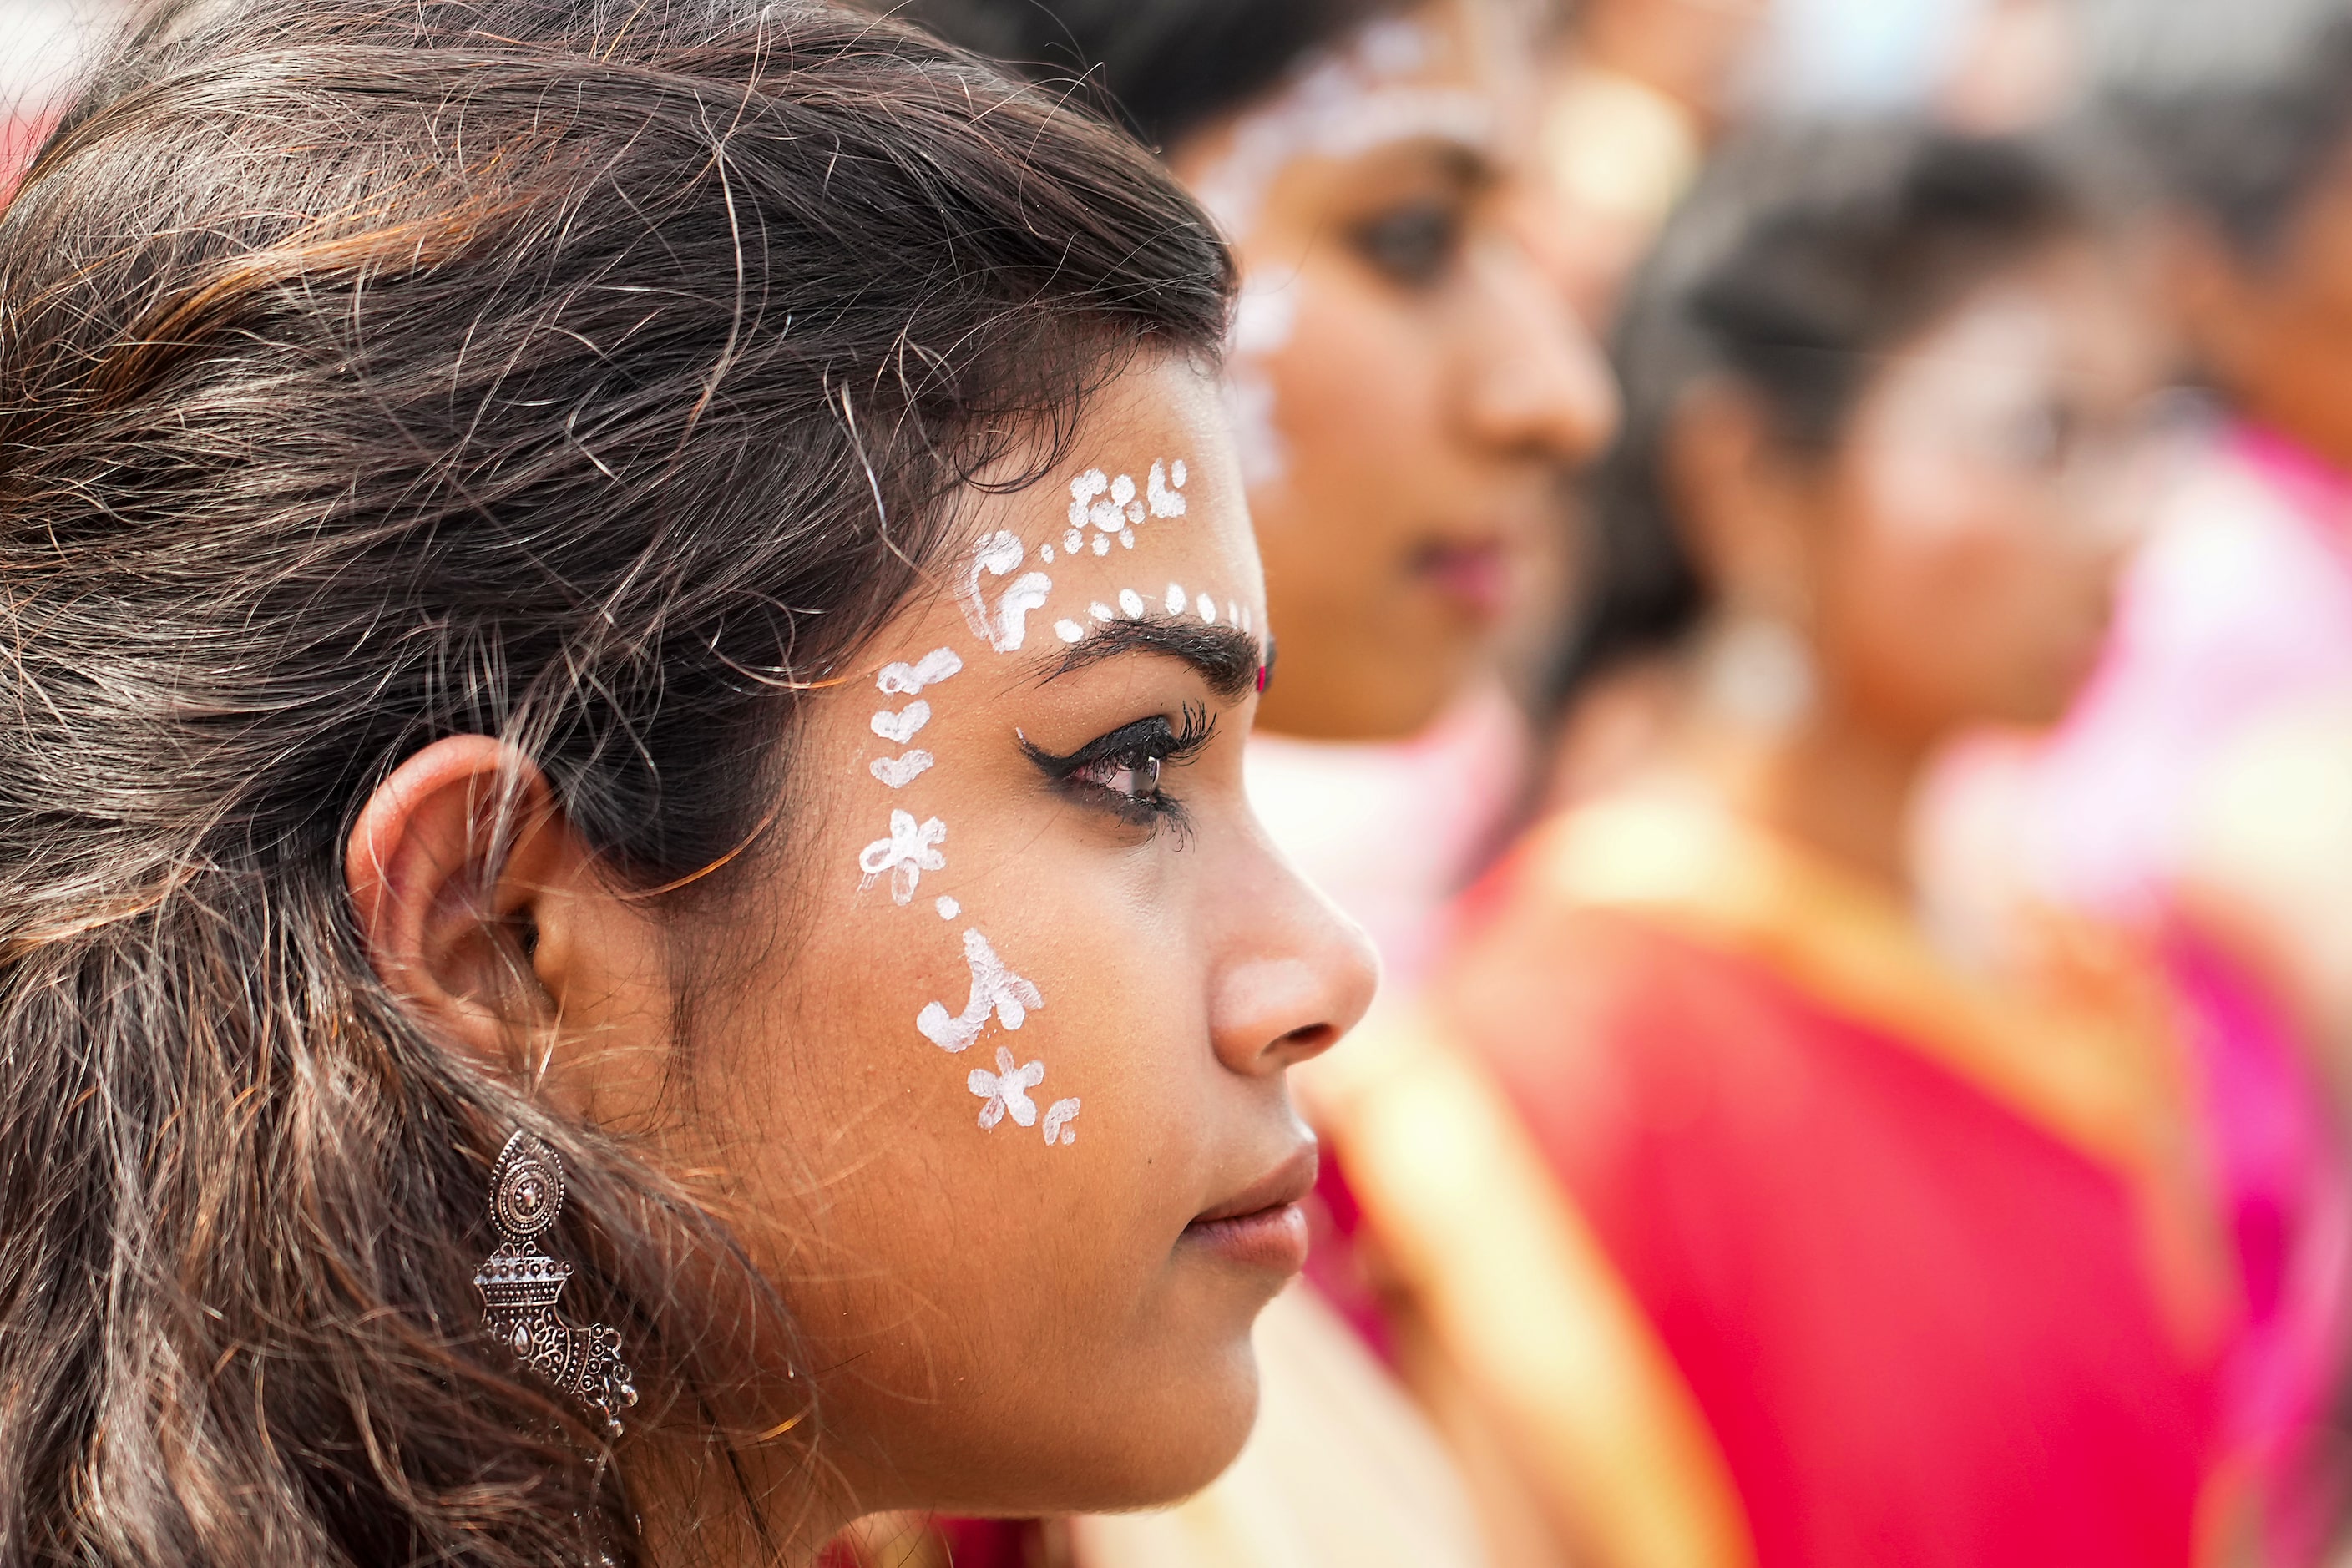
[0,2,1230,1564]
[887,0,1414,149]
[1548,121,2107,713]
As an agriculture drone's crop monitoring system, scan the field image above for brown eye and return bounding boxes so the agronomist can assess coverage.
[1078,751,1164,803]
[1352,200,1463,288]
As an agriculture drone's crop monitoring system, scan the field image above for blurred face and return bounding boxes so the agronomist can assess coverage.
[687,355,1378,1515]
[1169,0,1616,741]
[2183,139,2352,470]
[1802,245,2167,743]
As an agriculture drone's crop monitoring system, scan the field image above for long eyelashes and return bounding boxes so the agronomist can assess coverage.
[1020,704,1218,839]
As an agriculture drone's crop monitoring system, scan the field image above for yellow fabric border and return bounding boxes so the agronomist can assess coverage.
[1312,1008,1758,1568]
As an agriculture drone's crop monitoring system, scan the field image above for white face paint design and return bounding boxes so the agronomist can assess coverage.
[877,646,964,696]
[873,451,1206,1150]
[1224,281,1300,486]
[870,700,929,746]
[1193,21,1490,237]
[870,750,934,789]
[1196,591,1217,623]
[959,530,1055,653]
[969,1044,1047,1130]
[1194,19,1493,485]
[858,809,948,905]
[918,927,1044,1054]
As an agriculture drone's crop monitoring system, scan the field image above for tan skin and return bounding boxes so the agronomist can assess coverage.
[1168,0,1617,742]
[344,356,1380,1562]
[1661,244,2167,893]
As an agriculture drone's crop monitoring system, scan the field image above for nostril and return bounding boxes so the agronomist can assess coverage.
[1275,1022,1338,1058]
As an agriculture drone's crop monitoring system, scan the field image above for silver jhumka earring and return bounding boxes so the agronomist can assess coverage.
[476,1130,640,1437]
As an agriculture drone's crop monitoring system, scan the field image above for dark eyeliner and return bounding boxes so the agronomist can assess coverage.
[1021,705,1218,836]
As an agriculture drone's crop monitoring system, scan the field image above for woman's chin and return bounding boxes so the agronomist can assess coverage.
[1027,1353,1262,1515]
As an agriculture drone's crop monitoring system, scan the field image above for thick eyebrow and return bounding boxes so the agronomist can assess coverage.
[1046,615,1265,702]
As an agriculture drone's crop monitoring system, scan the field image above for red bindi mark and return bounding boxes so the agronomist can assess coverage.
[1255,662,1270,695]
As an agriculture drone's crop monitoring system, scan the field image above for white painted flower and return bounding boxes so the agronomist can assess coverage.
[969,1045,1045,1130]
[857,810,947,904]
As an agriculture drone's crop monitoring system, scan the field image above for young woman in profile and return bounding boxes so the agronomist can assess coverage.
[0,3,1375,1565]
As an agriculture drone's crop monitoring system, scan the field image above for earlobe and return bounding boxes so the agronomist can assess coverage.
[1666,379,1818,620]
[346,734,569,1068]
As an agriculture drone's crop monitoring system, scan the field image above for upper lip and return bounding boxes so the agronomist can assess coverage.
[1190,1139,1319,1226]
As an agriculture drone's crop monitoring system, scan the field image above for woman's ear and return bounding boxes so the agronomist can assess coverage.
[1663,377,1814,619]
[346,735,570,1069]
[346,736,670,1120]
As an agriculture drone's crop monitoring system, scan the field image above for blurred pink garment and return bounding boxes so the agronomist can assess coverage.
[2025,422,2352,918]
[1935,420,2352,1562]
[1244,682,1529,991]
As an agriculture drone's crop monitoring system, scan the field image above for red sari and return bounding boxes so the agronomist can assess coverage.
[1323,796,2242,1568]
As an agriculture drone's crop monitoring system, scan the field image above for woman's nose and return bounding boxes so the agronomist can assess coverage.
[1207,857,1381,1079]
[1460,235,1621,468]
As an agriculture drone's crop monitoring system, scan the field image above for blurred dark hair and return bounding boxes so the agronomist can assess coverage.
[1550,122,2107,711]
[0,1,1229,1564]
[2097,5,2352,259]
[887,0,1412,149]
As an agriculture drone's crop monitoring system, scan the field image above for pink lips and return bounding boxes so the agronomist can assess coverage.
[1181,1143,1319,1276]
[1411,538,1514,620]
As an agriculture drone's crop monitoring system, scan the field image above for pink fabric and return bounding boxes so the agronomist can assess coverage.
[2021,422,2352,920]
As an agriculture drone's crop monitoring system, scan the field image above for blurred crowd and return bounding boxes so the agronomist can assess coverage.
[18,0,2352,1563]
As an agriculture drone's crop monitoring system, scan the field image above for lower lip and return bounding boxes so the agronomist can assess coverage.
[1414,544,1514,620]
[1181,1201,1312,1275]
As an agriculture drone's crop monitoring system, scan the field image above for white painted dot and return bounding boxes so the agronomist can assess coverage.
[1228,600,1241,626]
[1091,534,1111,556]
[1166,583,1187,615]
[1054,618,1085,644]
[1171,458,1187,486]
[1063,529,1084,554]
[1039,544,1055,564]
[1089,602,1115,621]
[1196,592,1216,621]
[935,896,960,920]
[1110,473,1136,507]
[1118,589,1145,618]
[1118,529,1136,549]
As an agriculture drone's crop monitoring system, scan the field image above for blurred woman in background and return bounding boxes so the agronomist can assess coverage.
[1921,13,2352,1556]
[1316,124,2240,1568]
[905,0,1616,992]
